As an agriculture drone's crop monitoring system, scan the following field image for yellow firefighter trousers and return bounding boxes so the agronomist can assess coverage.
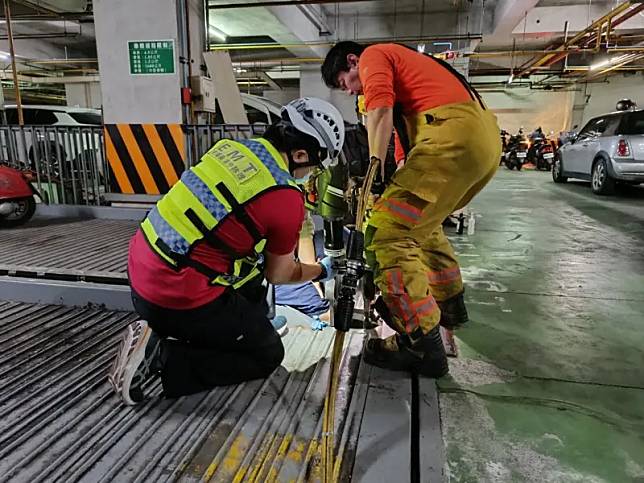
[365,100,501,338]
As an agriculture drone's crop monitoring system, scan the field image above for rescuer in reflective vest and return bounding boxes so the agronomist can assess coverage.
[322,42,501,378]
[109,97,346,405]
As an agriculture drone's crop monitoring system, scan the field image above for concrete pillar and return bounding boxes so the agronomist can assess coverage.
[94,0,184,124]
[188,0,206,76]
[300,66,358,124]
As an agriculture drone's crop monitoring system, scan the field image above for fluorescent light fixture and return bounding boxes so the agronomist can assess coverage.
[590,55,629,71]
[0,51,10,60]
[266,70,300,79]
[433,41,453,50]
[209,26,227,42]
[590,58,611,71]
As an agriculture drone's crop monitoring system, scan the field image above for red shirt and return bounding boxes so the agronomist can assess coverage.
[359,43,472,115]
[129,188,304,310]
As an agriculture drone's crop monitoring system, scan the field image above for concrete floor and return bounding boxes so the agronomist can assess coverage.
[442,169,644,482]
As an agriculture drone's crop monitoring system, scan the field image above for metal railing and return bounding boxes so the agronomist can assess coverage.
[0,125,107,206]
[0,123,364,206]
[184,124,268,167]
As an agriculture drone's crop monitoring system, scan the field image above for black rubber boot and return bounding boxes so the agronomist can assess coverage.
[363,325,449,379]
[438,292,469,329]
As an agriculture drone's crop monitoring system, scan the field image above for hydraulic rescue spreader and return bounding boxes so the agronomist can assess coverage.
[316,156,381,483]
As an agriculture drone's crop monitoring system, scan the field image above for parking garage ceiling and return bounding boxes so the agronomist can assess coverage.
[0,0,642,100]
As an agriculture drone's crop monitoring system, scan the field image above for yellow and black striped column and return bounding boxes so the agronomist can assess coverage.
[104,124,185,194]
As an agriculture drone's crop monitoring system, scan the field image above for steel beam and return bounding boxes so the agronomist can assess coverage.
[0,276,134,311]
[35,203,148,221]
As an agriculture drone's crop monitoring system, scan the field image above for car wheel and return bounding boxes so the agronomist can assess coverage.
[552,155,568,183]
[29,142,66,178]
[591,158,615,195]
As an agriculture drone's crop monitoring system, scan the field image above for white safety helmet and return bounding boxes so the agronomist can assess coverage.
[281,97,345,168]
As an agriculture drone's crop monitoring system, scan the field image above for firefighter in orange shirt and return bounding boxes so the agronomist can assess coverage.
[323,42,501,377]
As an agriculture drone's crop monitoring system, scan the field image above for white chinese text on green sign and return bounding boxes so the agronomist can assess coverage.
[128,40,175,75]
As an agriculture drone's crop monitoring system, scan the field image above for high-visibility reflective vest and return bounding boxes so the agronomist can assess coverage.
[140,137,301,289]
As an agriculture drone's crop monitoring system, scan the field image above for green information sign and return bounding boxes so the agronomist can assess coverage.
[128,40,175,75]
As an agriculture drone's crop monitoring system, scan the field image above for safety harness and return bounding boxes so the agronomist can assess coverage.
[140,137,301,289]
[394,45,487,156]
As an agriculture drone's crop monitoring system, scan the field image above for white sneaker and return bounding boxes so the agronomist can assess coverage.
[108,320,161,405]
[271,315,289,338]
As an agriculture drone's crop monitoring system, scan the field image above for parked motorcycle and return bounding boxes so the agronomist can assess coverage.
[504,130,529,170]
[500,130,509,165]
[0,163,39,227]
[528,136,555,171]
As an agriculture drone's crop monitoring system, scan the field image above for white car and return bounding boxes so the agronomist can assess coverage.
[213,93,282,125]
[4,105,102,127]
[2,105,104,182]
[553,109,644,195]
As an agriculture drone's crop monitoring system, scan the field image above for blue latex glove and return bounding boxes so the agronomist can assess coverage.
[310,315,328,331]
[317,256,336,283]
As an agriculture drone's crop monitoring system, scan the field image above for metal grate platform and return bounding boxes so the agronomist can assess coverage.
[0,301,368,483]
[0,218,138,283]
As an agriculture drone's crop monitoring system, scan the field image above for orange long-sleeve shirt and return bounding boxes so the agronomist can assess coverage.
[359,44,472,115]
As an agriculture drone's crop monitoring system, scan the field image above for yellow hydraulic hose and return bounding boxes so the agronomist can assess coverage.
[320,156,381,483]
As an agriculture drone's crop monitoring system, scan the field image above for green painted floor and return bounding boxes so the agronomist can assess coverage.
[441,169,644,482]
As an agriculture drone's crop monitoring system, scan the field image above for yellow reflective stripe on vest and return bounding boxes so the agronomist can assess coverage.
[156,183,213,245]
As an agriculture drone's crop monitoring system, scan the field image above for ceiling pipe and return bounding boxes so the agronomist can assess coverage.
[0,71,100,83]
[581,2,644,48]
[227,46,644,73]
[532,2,644,70]
[585,52,644,79]
[517,0,633,77]
[0,13,92,21]
[209,0,373,9]
[28,58,98,64]
[538,2,644,69]
[229,47,643,68]
[212,33,483,50]
[0,32,79,39]
[609,46,644,52]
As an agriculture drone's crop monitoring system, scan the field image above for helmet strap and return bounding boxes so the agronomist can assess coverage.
[288,150,322,175]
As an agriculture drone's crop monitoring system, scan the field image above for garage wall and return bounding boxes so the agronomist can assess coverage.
[478,84,575,135]
[262,88,299,107]
[299,67,358,124]
[65,82,102,109]
[94,0,183,124]
[572,73,644,128]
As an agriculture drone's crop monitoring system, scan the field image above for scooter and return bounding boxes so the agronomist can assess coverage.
[528,136,555,170]
[499,130,509,165]
[504,130,529,170]
[0,163,40,227]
